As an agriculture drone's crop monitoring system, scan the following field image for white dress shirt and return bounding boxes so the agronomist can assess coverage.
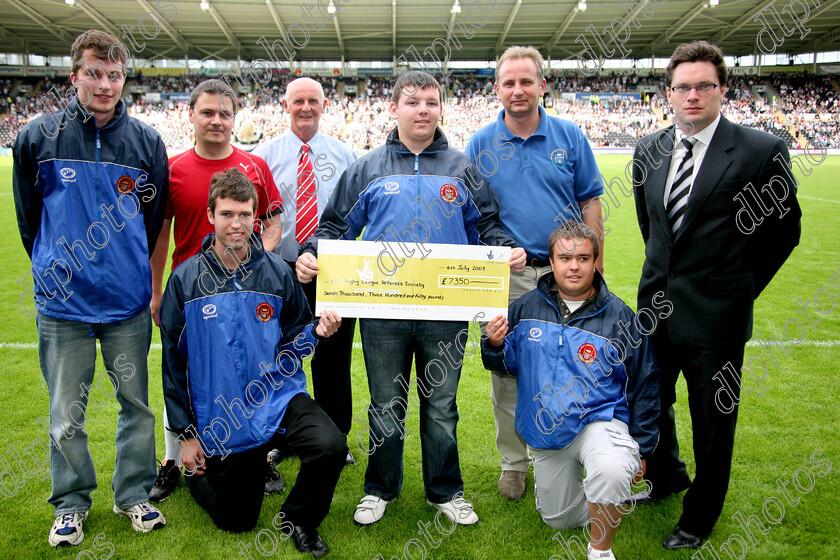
[663,113,722,207]
[253,129,357,261]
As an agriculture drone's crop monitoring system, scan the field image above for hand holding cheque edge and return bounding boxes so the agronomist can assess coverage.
[485,315,509,347]
[315,310,342,338]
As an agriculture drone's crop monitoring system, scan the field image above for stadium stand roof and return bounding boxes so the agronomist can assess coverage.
[1,0,839,65]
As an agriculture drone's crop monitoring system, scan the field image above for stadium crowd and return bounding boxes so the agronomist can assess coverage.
[2,71,839,151]
[552,72,659,93]
[771,74,839,148]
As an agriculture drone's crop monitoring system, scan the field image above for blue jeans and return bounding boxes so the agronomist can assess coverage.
[37,309,156,514]
[359,319,465,503]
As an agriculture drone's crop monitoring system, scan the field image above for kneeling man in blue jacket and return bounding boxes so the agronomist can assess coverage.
[160,168,346,558]
[482,222,660,560]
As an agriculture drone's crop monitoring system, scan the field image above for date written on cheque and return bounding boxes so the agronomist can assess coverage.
[438,275,505,290]
[444,264,486,272]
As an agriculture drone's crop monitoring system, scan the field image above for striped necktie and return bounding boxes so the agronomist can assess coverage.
[666,137,698,235]
[295,143,318,244]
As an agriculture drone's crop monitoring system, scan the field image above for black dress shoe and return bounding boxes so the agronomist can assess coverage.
[662,527,703,549]
[291,525,329,558]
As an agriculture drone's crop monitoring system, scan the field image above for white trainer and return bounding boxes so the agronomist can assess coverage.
[353,495,391,525]
[588,544,617,559]
[427,493,479,525]
[113,502,166,533]
[49,512,88,547]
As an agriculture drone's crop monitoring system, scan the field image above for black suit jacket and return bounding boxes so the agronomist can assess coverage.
[633,117,801,348]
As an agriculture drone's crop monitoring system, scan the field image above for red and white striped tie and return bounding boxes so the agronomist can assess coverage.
[295,143,318,244]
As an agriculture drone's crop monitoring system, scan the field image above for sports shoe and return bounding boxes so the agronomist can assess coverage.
[265,456,285,494]
[353,495,391,525]
[345,451,356,466]
[588,544,617,559]
[498,470,527,500]
[149,459,181,502]
[427,493,479,525]
[113,502,166,533]
[268,447,287,464]
[49,512,87,547]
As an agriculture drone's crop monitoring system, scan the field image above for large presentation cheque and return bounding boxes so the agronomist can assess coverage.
[315,240,510,321]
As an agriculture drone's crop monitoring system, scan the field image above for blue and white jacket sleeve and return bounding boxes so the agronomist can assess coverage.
[481,305,520,376]
[275,268,320,367]
[300,163,366,256]
[139,135,170,256]
[622,323,660,457]
[12,124,42,259]
[159,269,194,436]
[460,162,517,248]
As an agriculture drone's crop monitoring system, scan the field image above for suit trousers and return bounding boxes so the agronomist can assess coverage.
[188,393,347,532]
[648,332,745,538]
[288,260,357,435]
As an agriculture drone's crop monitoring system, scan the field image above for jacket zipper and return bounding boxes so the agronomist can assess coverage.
[232,271,251,439]
[538,287,611,400]
[414,154,420,222]
[233,271,245,371]
[95,129,102,322]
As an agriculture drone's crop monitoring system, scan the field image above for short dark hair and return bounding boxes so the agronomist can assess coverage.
[665,41,727,87]
[392,71,443,105]
[190,79,238,113]
[208,168,258,213]
[548,222,600,262]
[70,29,127,77]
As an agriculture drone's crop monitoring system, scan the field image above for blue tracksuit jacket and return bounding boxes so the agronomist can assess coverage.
[482,272,660,455]
[159,234,319,456]
[13,97,168,323]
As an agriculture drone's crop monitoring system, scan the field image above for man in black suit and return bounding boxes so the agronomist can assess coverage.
[632,41,801,549]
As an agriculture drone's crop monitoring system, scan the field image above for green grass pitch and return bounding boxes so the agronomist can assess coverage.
[0,154,837,559]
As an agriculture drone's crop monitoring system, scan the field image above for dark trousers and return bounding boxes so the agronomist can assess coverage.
[289,260,357,435]
[647,334,745,538]
[188,394,347,532]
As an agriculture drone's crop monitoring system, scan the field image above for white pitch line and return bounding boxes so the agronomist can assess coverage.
[2,341,839,349]
[745,340,840,347]
[799,195,840,204]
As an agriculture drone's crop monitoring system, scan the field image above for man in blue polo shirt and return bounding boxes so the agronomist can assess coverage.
[465,45,604,501]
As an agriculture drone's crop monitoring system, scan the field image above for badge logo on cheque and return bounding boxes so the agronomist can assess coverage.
[256,302,274,322]
[550,148,568,168]
[116,175,135,194]
[440,183,458,203]
[578,342,597,364]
